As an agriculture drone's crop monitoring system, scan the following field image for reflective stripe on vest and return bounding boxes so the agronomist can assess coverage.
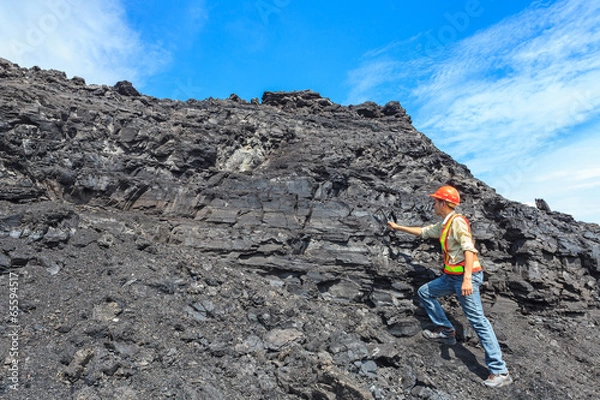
[440,214,482,275]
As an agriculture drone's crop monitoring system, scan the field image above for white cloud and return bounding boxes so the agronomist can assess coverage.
[346,60,399,104]
[346,0,600,223]
[0,0,170,87]
[491,125,600,223]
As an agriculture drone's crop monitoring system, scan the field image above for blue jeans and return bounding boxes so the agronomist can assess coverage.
[417,271,508,375]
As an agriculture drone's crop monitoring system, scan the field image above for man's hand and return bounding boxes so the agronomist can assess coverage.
[387,221,400,231]
[461,277,473,297]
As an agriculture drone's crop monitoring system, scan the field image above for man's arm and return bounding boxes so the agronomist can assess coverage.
[461,250,475,296]
[387,221,422,237]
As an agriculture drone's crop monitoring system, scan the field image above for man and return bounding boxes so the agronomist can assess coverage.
[387,185,512,388]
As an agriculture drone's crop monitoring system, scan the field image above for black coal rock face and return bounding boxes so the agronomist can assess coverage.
[1,57,599,399]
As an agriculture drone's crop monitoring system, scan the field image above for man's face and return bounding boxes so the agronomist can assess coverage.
[433,199,444,215]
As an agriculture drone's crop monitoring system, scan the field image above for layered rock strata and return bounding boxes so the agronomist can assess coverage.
[1,58,599,399]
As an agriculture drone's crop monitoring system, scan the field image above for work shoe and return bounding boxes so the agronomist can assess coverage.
[482,373,513,388]
[422,327,456,345]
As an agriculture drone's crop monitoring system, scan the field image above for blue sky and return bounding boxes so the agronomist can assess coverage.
[1,0,600,224]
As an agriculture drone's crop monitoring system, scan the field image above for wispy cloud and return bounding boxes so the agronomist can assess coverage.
[521,130,600,222]
[346,0,600,222]
[0,0,171,86]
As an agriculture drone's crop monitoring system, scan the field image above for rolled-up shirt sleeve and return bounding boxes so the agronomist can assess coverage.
[420,222,442,240]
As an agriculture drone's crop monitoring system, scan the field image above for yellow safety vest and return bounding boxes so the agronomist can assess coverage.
[440,214,482,275]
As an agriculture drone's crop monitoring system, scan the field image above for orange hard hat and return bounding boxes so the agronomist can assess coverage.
[429,185,460,205]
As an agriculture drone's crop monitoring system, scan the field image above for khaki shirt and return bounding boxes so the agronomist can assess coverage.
[420,211,478,266]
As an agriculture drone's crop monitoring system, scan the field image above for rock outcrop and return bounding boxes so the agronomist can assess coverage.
[0,58,599,399]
